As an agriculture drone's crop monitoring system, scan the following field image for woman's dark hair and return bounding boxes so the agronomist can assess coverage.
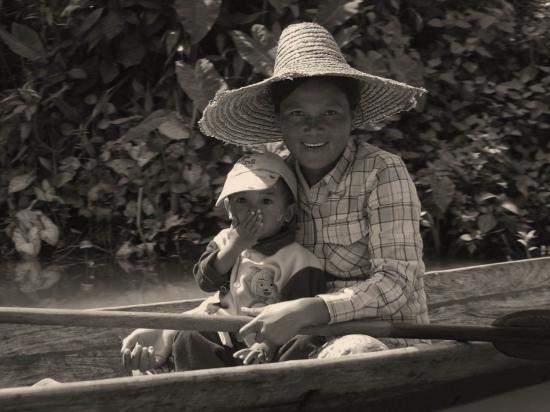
[269,76,361,114]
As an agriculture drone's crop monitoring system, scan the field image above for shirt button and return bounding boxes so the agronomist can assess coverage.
[233,282,240,288]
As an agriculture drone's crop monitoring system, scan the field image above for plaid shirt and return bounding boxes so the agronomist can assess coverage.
[293,137,429,326]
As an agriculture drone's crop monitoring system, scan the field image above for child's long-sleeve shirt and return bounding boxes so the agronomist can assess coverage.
[193,225,326,316]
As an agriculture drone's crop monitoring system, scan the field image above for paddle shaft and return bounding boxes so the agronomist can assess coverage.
[1,307,550,345]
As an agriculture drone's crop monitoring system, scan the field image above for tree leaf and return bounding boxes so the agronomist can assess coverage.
[78,7,104,35]
[142,198,155,216]
[501,199,520,215]
[334,25,360,48]
[61,0,91,18]
[12,226,41,257]
[353,50,388,78]
[67,68,88,79]
[477,213,496,234]
[117,35,146,67]
[175,59,227,111]
[250,24,278,50]
[315,0,363,31]
[126,141,158,167]
[123,109,171,140]
[38,214,60,246]
[158,114,191,140]
[427,18,444,28]
[388,52,425,87]
[107,158,136,177]
[230,29,275,76]
[115,241,134,259]
[268,0,295,14]
[478,14,497,29]
[100,60,119,83]
[0,23,44,61]
[101,10,125,40]
[515,175,537,198]
[173,0,221,44]
[429,175,455,214]
[164,214,184,230]
[182,163,203,186]
[165,29,180,55]
[8,173,35,193]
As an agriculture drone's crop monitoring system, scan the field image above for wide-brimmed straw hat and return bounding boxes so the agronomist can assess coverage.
[199,22,426,146]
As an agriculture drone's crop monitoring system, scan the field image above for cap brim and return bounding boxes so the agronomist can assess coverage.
[215,170,279,207]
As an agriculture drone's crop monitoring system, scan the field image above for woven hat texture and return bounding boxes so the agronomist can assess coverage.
[199,22,426,146]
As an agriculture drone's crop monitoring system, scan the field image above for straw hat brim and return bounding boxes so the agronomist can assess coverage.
[199,64,426,147]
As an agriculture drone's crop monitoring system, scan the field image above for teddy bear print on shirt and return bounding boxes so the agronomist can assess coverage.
[247,266,279,307]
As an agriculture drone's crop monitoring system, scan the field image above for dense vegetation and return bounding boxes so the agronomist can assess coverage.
[1,0,549,262]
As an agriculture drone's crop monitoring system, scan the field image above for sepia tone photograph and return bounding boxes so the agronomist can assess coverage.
[0,0,549,410]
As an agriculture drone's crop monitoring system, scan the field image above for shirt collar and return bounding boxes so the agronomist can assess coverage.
[250,222,295,256]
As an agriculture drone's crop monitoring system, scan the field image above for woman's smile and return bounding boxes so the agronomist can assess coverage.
[302,141,327,148]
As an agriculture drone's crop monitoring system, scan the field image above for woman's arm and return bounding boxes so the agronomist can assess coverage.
[317,157,426,324]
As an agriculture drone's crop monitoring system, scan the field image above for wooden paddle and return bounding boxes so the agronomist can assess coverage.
[0,307,549,361]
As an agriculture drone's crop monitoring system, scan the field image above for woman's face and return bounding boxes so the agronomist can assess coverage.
[277,78,353,186]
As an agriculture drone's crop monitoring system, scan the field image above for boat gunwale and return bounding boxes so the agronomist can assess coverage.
[0,340,540,397]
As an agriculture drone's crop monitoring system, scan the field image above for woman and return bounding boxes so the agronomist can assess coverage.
[122,22,428,372]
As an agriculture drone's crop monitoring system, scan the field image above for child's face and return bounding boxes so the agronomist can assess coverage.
[277,78,352,186]
[226,180,294,240]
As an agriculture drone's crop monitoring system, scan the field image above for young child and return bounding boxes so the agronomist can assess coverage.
[171,152,326,369]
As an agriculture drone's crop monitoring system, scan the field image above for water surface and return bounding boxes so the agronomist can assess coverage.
[0,257,488,309]
[0,258,210,309]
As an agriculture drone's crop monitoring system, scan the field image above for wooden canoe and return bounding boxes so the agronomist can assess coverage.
[1,257,550,411]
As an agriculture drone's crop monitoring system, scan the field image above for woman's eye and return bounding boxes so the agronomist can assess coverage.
[234,197,247,204]
[324,109,338,116]
[288,110,304,117]
[262,198,274,205]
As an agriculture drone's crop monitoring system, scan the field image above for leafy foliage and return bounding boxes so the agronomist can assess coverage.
[1,0,549,261]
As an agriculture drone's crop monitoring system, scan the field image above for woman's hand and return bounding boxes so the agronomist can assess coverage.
[120,329,176,373]
[238,298,330,346]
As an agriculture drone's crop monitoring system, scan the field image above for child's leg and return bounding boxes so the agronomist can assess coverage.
[275,335,328,361]
[172,330,243,371]
[275,334,393,361]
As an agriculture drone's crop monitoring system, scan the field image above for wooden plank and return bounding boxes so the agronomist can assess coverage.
[1,258,549,390]
[425,257,550,306]
[425,257,550,325]
[1,342,549,412]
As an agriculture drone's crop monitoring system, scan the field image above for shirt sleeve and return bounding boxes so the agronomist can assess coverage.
[317,157,425,324]
[193,238,230,293]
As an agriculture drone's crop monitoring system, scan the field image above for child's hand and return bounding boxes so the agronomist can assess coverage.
[230,211,263,250]
[233,341,275,365]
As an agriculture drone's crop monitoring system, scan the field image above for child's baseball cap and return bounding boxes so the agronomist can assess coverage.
[215,152,297,207]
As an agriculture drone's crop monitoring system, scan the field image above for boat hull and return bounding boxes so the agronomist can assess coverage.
[1,257,550,411]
